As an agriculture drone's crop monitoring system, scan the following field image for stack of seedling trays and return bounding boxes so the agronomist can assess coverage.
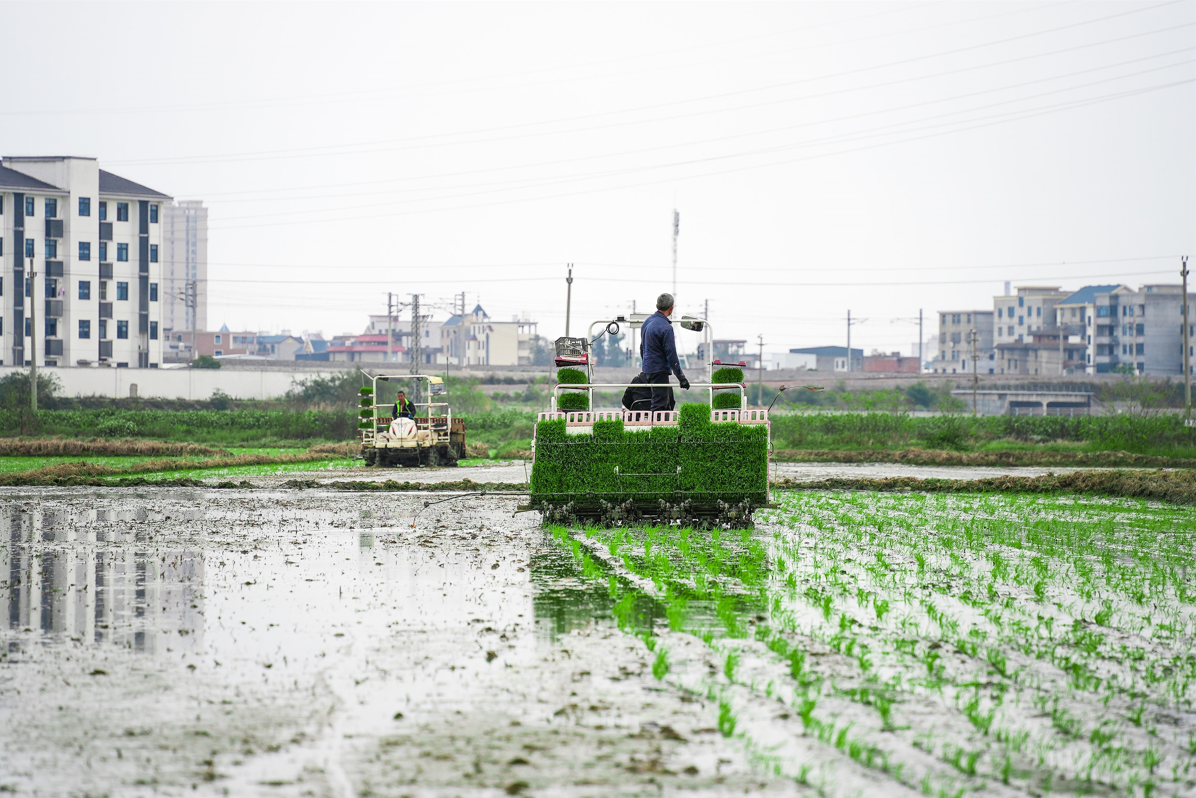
[530,403,768,528]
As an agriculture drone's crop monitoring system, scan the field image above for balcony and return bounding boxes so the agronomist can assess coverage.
[99,222,113,241]
[99,340,113,359]
[99,302,113,319]
[99,263,113,280]
[44,219,64,238]
[45,299,63,318]
[44,339,64,357]
[45,261,63,277]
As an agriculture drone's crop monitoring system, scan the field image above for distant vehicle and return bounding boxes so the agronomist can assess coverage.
[359,374,466,467]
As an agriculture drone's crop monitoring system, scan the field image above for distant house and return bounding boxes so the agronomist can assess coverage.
[863,351,920,374]
[255,334,304,361]
[193,325,257,358]
[327,334,406,363]
[789,346,863,372]
[440,304,538,366]
[295,336,331,362]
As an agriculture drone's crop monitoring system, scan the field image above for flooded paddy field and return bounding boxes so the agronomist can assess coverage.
[1,486,1192,797]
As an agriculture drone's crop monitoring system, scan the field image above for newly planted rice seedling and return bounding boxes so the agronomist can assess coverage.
[545,488,1196,796]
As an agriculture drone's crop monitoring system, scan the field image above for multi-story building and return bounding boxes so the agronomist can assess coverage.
[931,310,994,374]
[993,286,1068,345]
[788,346,863,372]
[0,156,170,368]
[162,200,208,346]
[1056,284,1195,375]
[439,305,538,366]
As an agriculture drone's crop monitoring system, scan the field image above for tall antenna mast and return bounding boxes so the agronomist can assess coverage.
[671,209,680,304]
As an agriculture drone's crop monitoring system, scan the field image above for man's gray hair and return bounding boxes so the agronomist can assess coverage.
[656,293,674,311]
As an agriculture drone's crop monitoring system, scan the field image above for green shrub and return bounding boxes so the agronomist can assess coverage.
[712,393,742,410]
[192,355,221,369]
[557,368,587,385]
[558,393,589,411]
[712,367,744,384]
[359,396,373,408]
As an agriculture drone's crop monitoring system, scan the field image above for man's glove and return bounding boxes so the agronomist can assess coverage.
[679,376,690,390]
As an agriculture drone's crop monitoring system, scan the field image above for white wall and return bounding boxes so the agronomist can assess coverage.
[0,365,341,400]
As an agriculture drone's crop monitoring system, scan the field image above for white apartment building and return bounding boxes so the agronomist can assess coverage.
[440,305,539,366]
[931,310,994,374]
[1056,284,1196,375]
[0,157,170,368]
[993,286,1068,344]
[365,314,444,364]
[163,200,207,342]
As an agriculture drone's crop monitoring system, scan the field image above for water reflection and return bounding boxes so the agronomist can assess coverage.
[1,504,204,653]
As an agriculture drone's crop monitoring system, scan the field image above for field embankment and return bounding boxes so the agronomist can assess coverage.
[777,467,1196,505]
[0,443,354,486]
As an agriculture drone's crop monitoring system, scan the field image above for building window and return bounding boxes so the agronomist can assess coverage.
[25,278,31,297]
[99,320,108,339]
[214,334,222,344]
[149,244,158,263]
[1018,297,1024,307]
[99,201,107,221]
[117,243,128,261]
[150,204,159,223]
[1136,343,1144,355]
[116,281,129,300]
[79,241,91,261]
[25,239,34,258]
[45,198,57,218]
[117,320,129,339]
[25,197,34,216]
[79,319,91,339]
[0,237,3,256]
[116,202,129,222]
[79,197,91,217]
[25,318,31,337]
[46,318,57,337]
[214,350,222,356]
[1036,306,1041,317]
[150,321,158,340]
[99,281,107,300]
[99,242,108,261]
[78,280,91,300]
[1018,316,1023,326]
[149,282,158,301]
[45,239,57,258]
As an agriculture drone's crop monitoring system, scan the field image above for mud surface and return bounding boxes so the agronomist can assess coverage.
[0,488,798,797]
[250,460,1098,489]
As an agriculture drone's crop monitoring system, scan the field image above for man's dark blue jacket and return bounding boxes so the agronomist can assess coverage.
[639,311,685,378]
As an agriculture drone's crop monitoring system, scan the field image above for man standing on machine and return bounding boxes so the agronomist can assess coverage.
[638,293,690,410]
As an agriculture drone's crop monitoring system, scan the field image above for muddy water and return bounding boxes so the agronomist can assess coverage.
[0,489,799,797]
[252,459,1101,489]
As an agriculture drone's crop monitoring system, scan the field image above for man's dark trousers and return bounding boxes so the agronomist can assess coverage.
[645,371,672,411]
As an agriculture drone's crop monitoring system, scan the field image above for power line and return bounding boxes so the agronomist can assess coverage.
[196,266,1179,288]
[206,76,1193,231]
[203,53,1195,225]
[106,2,1186,167]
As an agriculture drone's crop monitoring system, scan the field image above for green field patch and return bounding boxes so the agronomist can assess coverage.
[141,458,359,481]
[543,490,1196,795]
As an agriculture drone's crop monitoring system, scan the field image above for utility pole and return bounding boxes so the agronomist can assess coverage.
[757,334,764,408]
[28,254,37,411]
[968,328,979,416]
[386,292,394,365]
[1182,256,1191,417]
[918,309,923,373]
[846,309,851,373]
[186,280,198,362]
[565,264,573,337]
[671,210,680,305]
[410,294,422,405]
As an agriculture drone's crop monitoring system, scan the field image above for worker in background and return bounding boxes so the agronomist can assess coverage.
[638,292,690,411]
[393,391,415,419]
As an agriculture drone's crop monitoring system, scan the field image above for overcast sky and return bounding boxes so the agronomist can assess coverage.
[5,1,1193,356]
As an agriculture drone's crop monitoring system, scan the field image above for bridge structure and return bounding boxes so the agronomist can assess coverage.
[951,384,1094,416]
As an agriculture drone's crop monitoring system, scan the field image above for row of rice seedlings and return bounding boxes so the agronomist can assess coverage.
[562,522,996,795]
[552,489,1195,796]
[760,491,1194,793]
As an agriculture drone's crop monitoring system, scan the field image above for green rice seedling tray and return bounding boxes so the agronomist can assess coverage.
[529,404,769,527]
